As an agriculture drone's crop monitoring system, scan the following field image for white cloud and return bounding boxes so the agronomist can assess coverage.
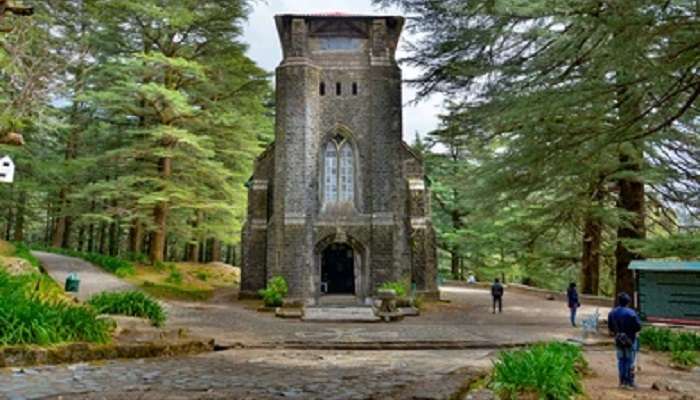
[243,0,444,143]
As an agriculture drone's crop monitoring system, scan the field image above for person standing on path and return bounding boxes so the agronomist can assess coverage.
[567,282,580,327]
[607,293,642,389]
[491,278,504,314]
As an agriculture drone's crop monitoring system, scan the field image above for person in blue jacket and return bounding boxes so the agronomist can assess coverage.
[607,293,642,389]
[566,282,580,327]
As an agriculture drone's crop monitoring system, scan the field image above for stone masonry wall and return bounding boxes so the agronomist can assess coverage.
[241,14,438,302]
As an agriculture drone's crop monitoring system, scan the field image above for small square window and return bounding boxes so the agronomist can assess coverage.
[336,82,342,96]
[320,82,326,96]
[352,82,358,96]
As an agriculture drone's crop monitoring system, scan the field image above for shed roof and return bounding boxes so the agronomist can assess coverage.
[629,260,700,272]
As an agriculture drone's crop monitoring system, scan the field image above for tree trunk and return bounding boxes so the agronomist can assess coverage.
[51,189,67,247]
[77,225,85,252]
[450,251,460,280]
[44,200,52,246]
[128,219,143,254]
[581,214,602,295]
[615,149,645,302]
[581,180,604,295]
[613,61,645,304]
[149,157,171,264]
[149,205,168,264]
[87,199,95,252]
[199,239,207,262]
[109,216,119,256]
[62,215,73,248]
[87,222,95,252]
[226,244,235,265]
[186,211,202,263]
[12,191,25,242]
[211,239,221,262]
[187,240,199,263]
[98,221,107,254]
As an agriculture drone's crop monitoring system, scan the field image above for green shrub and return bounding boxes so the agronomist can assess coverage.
[491,342,586,400]
[87,291,166,327]
[165,267,183,285]
[639,327,700,352]
[258,276,288,307]
[672,331,700,352]
[378,280,409,297]
[195,271,208,281]
[38,247,136,277]
[12,242,40,269]
[125,252,149,264]
[670,350,698,369]
[0,270,111,345]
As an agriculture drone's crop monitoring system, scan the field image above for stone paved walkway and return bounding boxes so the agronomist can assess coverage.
[33,251,136,301]
[9,253,621,399]
[0,349,493,400]
[33,252,609,348]
[166,285,609,347]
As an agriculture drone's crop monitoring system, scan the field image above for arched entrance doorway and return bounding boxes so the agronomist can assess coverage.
[321,243,355,294]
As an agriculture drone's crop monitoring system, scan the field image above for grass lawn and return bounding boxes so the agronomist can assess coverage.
[124,262,240,301]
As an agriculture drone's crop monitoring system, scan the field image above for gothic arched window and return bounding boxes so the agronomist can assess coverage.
[323,136,355,206]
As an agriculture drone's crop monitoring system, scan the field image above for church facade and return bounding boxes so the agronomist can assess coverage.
[240,13,438,305]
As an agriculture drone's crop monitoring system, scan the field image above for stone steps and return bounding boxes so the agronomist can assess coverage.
[302,306,380,322]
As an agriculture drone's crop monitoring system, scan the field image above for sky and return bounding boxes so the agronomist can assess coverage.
[242,0,444,143]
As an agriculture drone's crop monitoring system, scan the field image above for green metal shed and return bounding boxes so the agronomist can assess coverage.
[630,260,700,325]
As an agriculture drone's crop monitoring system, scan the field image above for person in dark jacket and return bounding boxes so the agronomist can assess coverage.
[607,293,642,388]
[567,282,580,327]
[491,278,504,314]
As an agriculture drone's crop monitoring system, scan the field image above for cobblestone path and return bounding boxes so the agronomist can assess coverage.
[1,349,492,400]
[33,251,136,301]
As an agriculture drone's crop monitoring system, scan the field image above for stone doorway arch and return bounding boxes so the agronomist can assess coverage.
[314,232,368,304]
[321,243,355,294]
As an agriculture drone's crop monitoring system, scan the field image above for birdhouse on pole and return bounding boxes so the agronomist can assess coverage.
[0,155,15,183]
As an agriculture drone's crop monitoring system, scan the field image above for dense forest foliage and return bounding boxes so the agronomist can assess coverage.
[0,1,273,264]
[385,0,700,296]
[2,1,698,298]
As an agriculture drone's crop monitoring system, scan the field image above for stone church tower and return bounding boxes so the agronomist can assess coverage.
[241,13,438,305]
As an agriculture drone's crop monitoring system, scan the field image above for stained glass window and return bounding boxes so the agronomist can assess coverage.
[324,142,338,204]
[339,143,354,202]
[323,138,354,206]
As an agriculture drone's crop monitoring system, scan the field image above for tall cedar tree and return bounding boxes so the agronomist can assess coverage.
[0,1,272,264]
[378,0,699,296]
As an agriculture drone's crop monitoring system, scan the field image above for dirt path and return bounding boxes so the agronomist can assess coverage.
[583,349,700,399]
[33,251,136,301]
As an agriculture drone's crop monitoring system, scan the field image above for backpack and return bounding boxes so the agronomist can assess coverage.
[492,284,503,297]
[615,332,633,348]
